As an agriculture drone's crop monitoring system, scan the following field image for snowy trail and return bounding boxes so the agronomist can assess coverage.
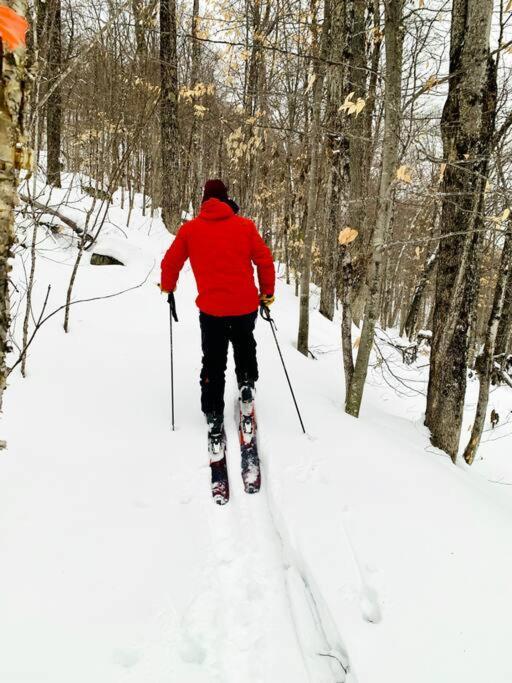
[184,392,343,683]
[5,190,512,682]
[1,227,344,682]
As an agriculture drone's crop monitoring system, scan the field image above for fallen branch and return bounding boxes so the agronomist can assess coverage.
[19,192,92,241]
[493,361,512,389]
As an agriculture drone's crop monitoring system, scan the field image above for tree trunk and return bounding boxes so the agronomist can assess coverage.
[0,0,29,419]
[319,0,350,321]
[160,0,180,233]
[345,0,404,417]
[132,0,147,59]
[46,0,61,187]
[425,0,496,461]
[494,259,512,364]
[463,226,512,465]
[297,0,331,356]
[347,0,380,325]
[189,0,202,214]
[341,245,354,398]
[403,245,439,340]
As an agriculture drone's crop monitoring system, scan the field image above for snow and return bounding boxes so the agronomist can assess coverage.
[3,175,512,682]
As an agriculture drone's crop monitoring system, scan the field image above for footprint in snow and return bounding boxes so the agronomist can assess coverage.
[112,647,142,668]
[178,632,207,665]
[360,584,382,624]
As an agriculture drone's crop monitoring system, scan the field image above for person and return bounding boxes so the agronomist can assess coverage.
[160,179,275,439]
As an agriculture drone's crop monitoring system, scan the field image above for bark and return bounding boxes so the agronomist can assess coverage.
[463,226,512,464]
[132,0,147,59]
[345,0,404,417]
[297,0,331,356]
[403,245,439,340]
[347,0,380,325]
[425,0,496,461]
[160,0,180,233]
[239,0,273,214]
[46,0,61,187]
[21,222,37,377]
[188,0,202,214]
[0,0,29,418]
[341,245,354,398]
[319,0,350,321]
[495,261,512,362]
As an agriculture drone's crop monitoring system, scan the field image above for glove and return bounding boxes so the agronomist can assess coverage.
[260,293,275,307]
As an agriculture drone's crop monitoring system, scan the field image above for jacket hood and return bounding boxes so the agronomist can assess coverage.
[199,198,234,221]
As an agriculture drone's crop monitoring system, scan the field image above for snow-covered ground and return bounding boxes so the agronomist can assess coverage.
[3,175,512,682]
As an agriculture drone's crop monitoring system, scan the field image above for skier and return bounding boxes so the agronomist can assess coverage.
[160,179,275,502]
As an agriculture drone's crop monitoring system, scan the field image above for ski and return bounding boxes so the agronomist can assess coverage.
[238,393,261,494]
[208,426,229,505]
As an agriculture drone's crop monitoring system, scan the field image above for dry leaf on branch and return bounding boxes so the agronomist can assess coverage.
[305,73,316,94]
[396,165,413,184]
[339,92,366,117]
[424,75,438,92]
[338,227,359,245]
[491,207,511,224]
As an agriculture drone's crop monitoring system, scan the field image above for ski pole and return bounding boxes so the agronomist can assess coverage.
[168,292,178,430]
[259,304,306,434]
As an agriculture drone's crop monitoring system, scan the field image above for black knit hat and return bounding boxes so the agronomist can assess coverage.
[202,179,229,203]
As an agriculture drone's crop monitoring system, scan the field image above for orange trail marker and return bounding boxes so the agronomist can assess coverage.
[0,6,29,51]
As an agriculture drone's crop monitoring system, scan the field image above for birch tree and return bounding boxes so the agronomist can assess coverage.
[0,0,28,417]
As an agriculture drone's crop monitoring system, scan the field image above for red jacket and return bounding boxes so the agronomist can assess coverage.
[161,199,275,317]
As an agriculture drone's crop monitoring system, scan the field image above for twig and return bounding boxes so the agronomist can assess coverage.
[317,651,348,676]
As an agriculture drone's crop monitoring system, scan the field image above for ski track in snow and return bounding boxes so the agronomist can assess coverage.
[182,397,344,683]
[169,386,352,683]
[261,449,352,683]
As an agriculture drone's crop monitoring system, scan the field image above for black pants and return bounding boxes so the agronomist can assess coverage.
[199,310,258,415]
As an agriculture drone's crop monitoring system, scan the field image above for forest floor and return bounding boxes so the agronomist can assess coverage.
[3,175,512,682]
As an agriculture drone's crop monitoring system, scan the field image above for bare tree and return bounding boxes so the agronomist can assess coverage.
[160,0,180,233]
[345,0,404,417]
[297,0,331,356]
[425,0,496,461]
[46,0,62,186]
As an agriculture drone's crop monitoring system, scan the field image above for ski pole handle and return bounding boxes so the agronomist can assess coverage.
[259,303,272,323]
[168,292,179,322]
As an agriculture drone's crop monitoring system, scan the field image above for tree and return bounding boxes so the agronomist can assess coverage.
[319,0,350,322]
[345,0,404,417]
[463,220,512,465]
[425,0,496,461]
[160,0,180,233]
[297,0,331,356]
[0,0,28,418]
[46,0,61,186]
